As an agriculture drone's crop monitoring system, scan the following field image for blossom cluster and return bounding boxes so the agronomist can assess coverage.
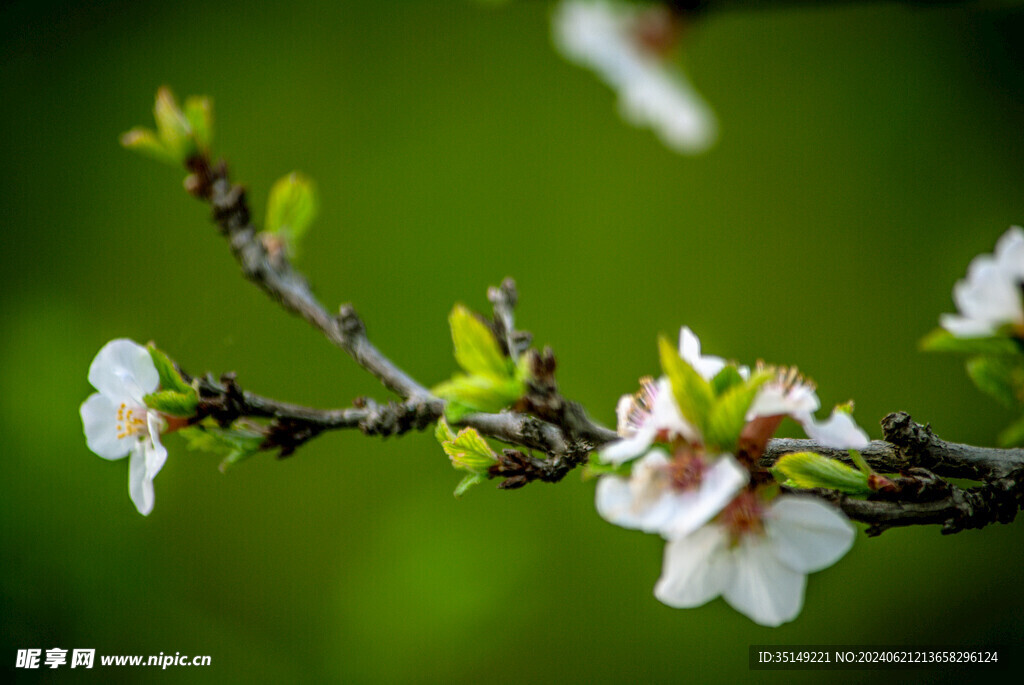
[596,328,868,626]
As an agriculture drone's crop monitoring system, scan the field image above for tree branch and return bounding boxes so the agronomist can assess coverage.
[174,152,1024,531]
[185,156,432,401]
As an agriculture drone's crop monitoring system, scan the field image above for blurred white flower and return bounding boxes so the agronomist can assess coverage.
[654,493,855,627]
[940,226,1024,338]
[802,406,870,450]
[596,448,748,539]
[552,0,717,154]
[80,339,168,515]
[603,376,697,464]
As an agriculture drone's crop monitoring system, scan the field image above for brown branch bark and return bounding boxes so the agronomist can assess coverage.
[175,152,1024,534]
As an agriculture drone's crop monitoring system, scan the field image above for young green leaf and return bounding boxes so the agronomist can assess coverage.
[773,451,872,496]
[704,370,772,451]
[966,356,1024,409]
[265,172,318,256]
[920,328,1021,355]
[143,390,198,417]
[184,95,213,153]
[448,304,510,379]
[147,344,194,395]
[453,473,487,498]
[432,374,524,421]
[434,417,457,445]
[441,426,498,473]
[658,335,713,436]
[120,128,177,165]
[710,365,744,397]
[153,86,194,161]
[180,422,265,472]
[998,414,1024,447]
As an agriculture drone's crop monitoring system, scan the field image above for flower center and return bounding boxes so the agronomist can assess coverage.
[720,490,764,542]
[668,447,705,491]
[116,403,147,440]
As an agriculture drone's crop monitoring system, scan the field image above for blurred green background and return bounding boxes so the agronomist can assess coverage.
[3,0,1024,682]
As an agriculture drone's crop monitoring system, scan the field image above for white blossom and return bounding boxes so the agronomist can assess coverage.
[596,448,748,540]
[941,226,1024,338]
[80,339,168,515]
[552,0,717,154]
[654,493,855,627]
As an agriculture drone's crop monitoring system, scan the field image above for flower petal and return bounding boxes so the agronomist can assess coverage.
[145,412,168,480]
[596,450,678,533]
[802,409,869,450]
[88,338,160,402]
[654,525,732,608]
[662,455,748,539]
[939,313,996,338]
[722,535,806,627]
[600,427,655,465]
[747,383,820,422]
[678,327,726,381]
[128,444,155,515]
[766,496,855,574]
[80,393,131,460]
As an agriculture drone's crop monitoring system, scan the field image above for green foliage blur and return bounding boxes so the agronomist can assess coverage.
[3,0,1024,682]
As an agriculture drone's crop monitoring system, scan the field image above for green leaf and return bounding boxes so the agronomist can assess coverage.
[183,95,213,153]
[453,473,487,498]
[998,414,1024,447]
[705,370,772,451]
[147,344,194,395]
[153,86,195,162]
[773,452,873,496]
[581,453,632,481]
[265,172,318,257]
[441,426,498,473]
[143,389,198,417]
[658,336,713,435]
[432,373,525,421]
[710,365,744,397]
[434,417,457,444]
[179,423,265,471]
[120,128,177,165]
[448,304,510,379]
[966,356,1024,409]
[920,328,1020,355]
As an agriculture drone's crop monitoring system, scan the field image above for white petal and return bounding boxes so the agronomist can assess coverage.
[654,525,732,608]
[128,444,155,515]
[953,259,1020,326]
[649,378,700,442]
[939,313,997,338]
[747,383,820,422]
[995,226,1024,282]
[802,409,869,450]
[145,412,168,480]
[678,327,726,381]
[618,67,717,154]
[80,393,131,460]
[88,338,159,403]
[615,393,634,436]
[600,428,655,465]
[722,535,806,627]
[596,474,676,534]
[662,455,748,539]
[766,496,855,574]
[596,450,679,533]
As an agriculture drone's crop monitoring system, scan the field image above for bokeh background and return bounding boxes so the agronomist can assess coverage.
[3,0,1024,682]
